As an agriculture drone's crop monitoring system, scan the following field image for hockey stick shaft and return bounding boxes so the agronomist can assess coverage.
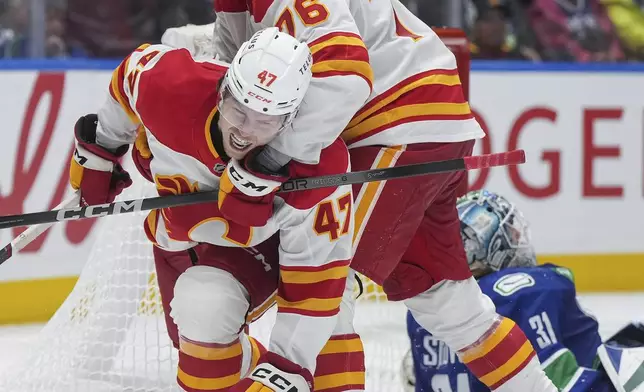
[0,150,524,234]
[0,192,81,264]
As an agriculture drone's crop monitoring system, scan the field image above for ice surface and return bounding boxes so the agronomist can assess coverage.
[0,293,641,391]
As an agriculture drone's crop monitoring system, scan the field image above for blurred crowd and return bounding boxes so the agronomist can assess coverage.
[407,0,644,61]
[0,0,212,58]
[1,0,644,61]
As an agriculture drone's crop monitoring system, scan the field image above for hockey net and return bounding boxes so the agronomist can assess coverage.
[0,179,409,392]
[0,29,469,392]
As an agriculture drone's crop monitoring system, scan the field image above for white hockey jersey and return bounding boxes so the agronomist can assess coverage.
[95,43,354,375]
[211,0,485,163]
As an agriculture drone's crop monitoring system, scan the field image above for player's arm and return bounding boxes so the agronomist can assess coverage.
[161,13,247,61]
[234,139,353,391]
[69,44,169,205]
[95,44,178,149]
[267,0,373,163]
[214,0,373,164]
[212,2,251,63]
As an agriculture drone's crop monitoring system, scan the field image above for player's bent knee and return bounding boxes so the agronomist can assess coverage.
[404,277,497,351]
[170,265,250,343]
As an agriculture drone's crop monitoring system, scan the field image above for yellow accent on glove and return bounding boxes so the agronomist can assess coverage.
[69,158,84,190]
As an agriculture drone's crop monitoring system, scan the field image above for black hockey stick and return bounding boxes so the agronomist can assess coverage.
[0,150,524,264]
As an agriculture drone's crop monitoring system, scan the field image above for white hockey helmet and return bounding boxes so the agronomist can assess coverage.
[221,27,312,125]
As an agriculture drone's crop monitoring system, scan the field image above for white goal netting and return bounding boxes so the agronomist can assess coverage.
[0,179,411,392]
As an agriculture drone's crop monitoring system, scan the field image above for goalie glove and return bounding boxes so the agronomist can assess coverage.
[231,353,313,392]
[218,149,289,227]
[69,114,132,206]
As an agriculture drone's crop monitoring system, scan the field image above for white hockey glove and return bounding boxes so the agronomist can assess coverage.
[161,23,217,59]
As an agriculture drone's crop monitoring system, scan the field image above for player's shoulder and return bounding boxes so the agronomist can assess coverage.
[130,45,227,164]
[478,264,576,302]
[134,44,228,106]
[281,138,350,210]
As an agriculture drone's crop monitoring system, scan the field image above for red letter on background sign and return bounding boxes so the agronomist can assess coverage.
[583,108,623,197]
[508,107,560,198]
[0,73,97,249]
[0,73,64,250]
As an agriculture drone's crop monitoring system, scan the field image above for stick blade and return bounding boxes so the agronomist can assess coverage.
[463,150,526,170]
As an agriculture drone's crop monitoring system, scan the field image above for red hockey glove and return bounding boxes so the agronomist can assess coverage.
[231,352,313,392]
[132,127,154,183]
[218,149,289,227]
[69,114,132,206]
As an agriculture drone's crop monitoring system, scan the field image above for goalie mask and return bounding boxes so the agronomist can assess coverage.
[457,189,536,272]
[218,27,313,159]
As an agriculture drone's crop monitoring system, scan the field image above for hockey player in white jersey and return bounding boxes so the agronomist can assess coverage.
[162,1,557,391]
[68,27,365,392]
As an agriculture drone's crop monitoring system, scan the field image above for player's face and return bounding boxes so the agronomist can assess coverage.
[218,90,286,160]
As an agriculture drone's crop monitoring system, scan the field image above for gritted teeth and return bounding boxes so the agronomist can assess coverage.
[230,133,251,149]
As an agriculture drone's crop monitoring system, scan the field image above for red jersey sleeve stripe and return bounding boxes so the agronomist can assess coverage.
[309,32,367,55]
[311,60,373,92]
[348,69,462,129]
[308,32,373,91]
[308,32,363,46]
[342,102,473,145]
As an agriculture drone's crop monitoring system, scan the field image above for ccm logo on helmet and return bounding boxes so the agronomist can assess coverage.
[248,91,273,104]
[251,368,300,392]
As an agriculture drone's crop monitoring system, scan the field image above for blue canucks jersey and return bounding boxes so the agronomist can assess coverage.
[407,264,614,392]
